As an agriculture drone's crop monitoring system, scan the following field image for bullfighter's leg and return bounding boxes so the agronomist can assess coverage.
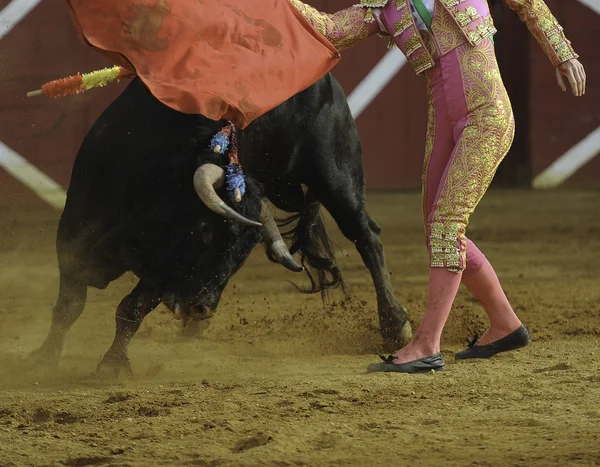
[387,40,521,365]
[313,179,412,350]
[425,41,524,353]
[96,282,161,377]
[27,275,87,368]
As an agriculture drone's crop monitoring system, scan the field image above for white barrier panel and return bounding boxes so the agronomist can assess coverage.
[0,141,67,209]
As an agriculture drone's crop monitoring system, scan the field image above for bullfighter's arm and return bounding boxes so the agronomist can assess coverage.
[503,0,578,67]
[288,0,380,51]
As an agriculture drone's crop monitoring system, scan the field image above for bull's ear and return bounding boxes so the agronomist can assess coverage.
[196,151,226,168]
[198,221,213,246]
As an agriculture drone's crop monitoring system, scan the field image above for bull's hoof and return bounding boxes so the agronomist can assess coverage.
[95,355,134,379]
[179,318,210,339]
[25,345,61,372]
[398,320,413,346]
[380,307,413,352]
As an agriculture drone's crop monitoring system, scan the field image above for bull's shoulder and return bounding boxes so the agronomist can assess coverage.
[262,73,350,126]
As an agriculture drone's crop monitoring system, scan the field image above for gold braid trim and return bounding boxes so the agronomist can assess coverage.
[430,222,462,272]
[288,0,374,51]
[504,0,578,66]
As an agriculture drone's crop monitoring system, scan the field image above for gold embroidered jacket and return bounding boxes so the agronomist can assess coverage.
[290,0,578,75]
[362,0,578,73]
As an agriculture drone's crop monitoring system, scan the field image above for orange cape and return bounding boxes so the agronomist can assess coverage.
[66,0,340,128]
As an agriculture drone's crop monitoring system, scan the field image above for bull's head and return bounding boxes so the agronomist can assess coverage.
[193,163,303,273]
[157,159,302,332]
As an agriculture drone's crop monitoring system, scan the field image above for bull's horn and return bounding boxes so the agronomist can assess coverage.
[260,202,303,273]
[193,164,262,228]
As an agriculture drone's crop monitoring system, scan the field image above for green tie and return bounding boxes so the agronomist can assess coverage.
[412,0,433,31]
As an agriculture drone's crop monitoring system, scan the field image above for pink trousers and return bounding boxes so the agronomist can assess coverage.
[418,39,516,274]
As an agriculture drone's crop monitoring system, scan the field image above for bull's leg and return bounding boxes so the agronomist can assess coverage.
[315,188,412,350]
[96,282,160,377]
[27,275,87,368]
[180,317,210,338]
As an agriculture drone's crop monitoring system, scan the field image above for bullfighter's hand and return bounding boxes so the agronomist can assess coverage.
[556,59,586,97]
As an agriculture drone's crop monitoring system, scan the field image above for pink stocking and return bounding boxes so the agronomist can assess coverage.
[462,257,522,345]
[393,267,462,363]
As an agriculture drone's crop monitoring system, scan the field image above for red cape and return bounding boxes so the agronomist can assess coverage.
[66,0,340,128]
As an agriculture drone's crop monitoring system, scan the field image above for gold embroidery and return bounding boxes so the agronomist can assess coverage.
[504,0,578,66]
[465,6,479,20]
[410,50,435,74]
[358,0,389,23]
[404,34,423,55]
[430,222,461,270]
[421,30,440,59]
[556,44,574,62]
[421,73,436,227]
[396,0,407,11]
[431,3,465,56]
[288,0,372,51]
[433,1,498,49]
[540,17,553,33]
[476,21,490,38]
[430,40,515,272]
[359,0,389,7]
[484,16,497,36]
[455,11,470,27]
[393,12,413,36]
[548,32,561,46]
[467,29,480,43]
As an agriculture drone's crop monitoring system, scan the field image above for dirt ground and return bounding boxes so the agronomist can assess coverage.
[0,190,599,467]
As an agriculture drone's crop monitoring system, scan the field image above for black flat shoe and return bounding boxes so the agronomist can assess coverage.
[455,325,530,360]
[367,353,446,374]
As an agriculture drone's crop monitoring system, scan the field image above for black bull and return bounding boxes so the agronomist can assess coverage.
[29,75,412,375]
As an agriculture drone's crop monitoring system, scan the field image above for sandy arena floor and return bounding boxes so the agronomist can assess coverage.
[0,190,599,467]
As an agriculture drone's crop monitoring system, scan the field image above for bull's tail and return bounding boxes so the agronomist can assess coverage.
[269,197,345,301]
